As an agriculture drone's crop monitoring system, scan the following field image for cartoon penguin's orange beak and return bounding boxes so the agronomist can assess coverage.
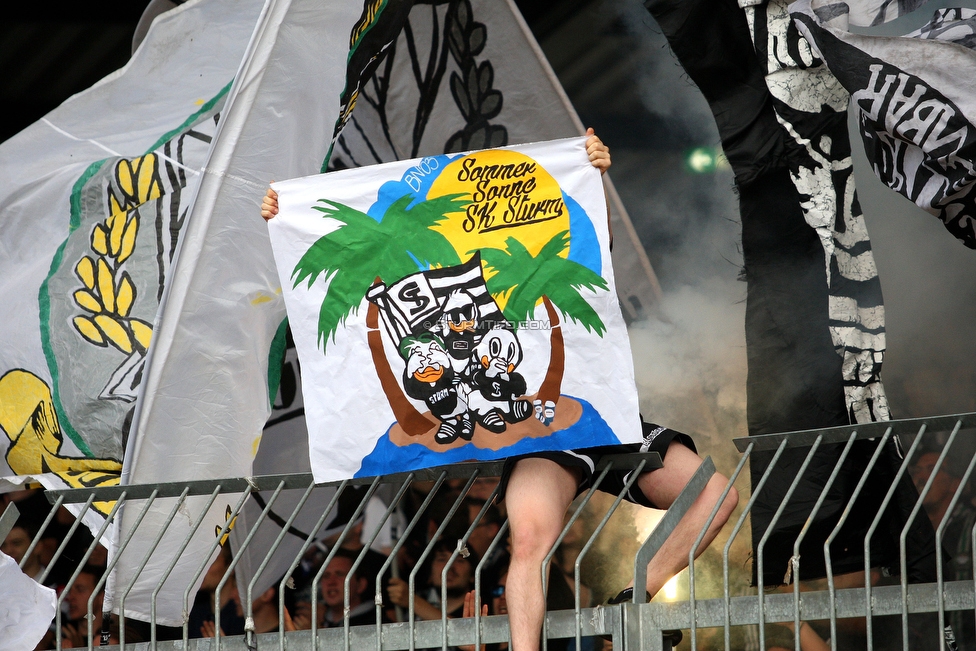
[414,366,444,383]
[449,319,475,332]
[481,356,490,368]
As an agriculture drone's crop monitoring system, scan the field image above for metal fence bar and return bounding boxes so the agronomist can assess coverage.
[311,477,381,651]
[937,442,976,651]
[733,412,976,452]
[722,439,786,651]
[789,431,857,651]
[48,493,102,651]
[21,412,975,651]
[46,474,314,503]
[278,479,348,651]
[573,458,648,647]
[223,480,285,651]
[628,455,715,651]
[152,485,221,649]
[242,481,315,644]
[53,493,125,650]
[576,462,628,648]
[182,486,252,648]
[441,481,501,651]
[77,578,973,651]
[633,456,715,602]
[41,492,95,587]
[348,474,413,651]
[689,444,750,651]
[474,519,509,651]
[972,519,976,648]
[624,580,976,629]
[756,438,823,650]
[21,493,63,572]
[375,472,446,637]
[44,462,512,504]
[820,424,894,651]
[0,500,19,543]
[119,488,190,647]
[899,419,962,650]
[540,461,612,651]
[406,470,477,651]
[568,462,614,651]
[243,478,316,649]
[111,491,165,648]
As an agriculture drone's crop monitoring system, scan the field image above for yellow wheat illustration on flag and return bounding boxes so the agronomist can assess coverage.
[72,154,162,353]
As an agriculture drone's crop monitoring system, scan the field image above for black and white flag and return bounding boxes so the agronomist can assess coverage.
[745,0,889,426]
[643,0,944,589]
[791,0,976,248]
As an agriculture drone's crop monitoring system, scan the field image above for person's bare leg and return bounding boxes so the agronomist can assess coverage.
[505,458,580,651]
[636,441,739,597]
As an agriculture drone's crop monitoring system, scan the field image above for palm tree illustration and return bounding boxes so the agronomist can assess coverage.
[292,192,466,435]
[293,193,466,347]
[479,231,608,408]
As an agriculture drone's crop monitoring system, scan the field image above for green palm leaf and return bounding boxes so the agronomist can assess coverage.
[292,194,467,350]
[293,200,383,289]
[481,237,531,294]
[382,193,467,268]
[479,231,608,335]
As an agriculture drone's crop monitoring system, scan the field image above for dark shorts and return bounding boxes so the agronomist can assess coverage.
[497,422,696,509]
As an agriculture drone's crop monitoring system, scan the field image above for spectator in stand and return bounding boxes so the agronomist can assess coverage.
[2,519,46,583]
[1,488,62,581]
[910,449,975,650]
[292,547,379,629]
[318,489,390,605]
[187,545,245,637]
[60,565,104,648]
[201,579,296,637]
[388,538,478,621]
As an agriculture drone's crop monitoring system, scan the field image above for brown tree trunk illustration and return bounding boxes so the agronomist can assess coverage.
[366,299,434,436]
[537,296,564,406]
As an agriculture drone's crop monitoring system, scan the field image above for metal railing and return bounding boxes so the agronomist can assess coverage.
[5,412,975,651]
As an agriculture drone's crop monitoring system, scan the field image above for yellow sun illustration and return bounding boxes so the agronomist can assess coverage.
[428,149,570,262]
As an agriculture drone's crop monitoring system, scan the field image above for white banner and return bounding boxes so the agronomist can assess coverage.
[0,551,57,651]
[269,136,642,483]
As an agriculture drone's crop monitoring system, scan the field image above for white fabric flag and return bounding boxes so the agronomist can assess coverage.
[269,136,642,483]
[111,0,417,627]
[0,551,57,651]
[0,0,661,627]
[0,0,262,541]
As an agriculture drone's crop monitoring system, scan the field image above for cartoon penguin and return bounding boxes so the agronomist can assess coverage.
[468,326,533,433]
[399,333,474,444]
[436,290,481,374]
